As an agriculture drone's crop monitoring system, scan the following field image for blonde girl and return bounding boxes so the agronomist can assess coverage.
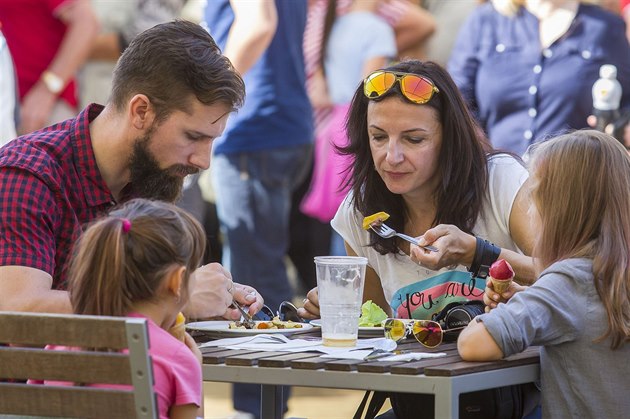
[459,130,630,418]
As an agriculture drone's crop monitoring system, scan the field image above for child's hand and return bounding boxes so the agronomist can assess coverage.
[183,332,202,365]
[483,278,528,312]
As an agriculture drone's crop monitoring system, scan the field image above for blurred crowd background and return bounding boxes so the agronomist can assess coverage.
[1,1,629,418]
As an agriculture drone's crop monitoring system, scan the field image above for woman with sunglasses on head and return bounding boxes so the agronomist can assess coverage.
[459,130,630,418]
[299,60,535,322]
[298,60,538,418]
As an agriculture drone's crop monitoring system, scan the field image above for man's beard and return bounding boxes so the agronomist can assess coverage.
[128,132,199,203]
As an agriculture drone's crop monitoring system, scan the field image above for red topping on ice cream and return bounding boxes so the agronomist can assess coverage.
[489,259,514,280]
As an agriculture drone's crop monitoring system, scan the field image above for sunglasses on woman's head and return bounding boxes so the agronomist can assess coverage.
[252,301,302,322]
[383,318,464,348]
[363,70,439,104]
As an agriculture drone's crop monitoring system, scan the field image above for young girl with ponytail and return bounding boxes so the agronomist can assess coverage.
[66,198,207,419]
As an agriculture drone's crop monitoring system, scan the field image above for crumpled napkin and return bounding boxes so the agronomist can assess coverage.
[199,336,393,355]
[198,334,321,351]
[321,350,447,362]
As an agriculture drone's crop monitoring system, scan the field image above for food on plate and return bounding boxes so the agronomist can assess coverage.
[489,259,514,294]
[168,312,186,342]
[358,300,388,327]
[362,211,390,230]
[228,316,304,330]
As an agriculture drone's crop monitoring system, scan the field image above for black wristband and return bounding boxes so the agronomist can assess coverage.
[468,236,501,279]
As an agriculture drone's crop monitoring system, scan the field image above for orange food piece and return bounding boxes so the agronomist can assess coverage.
[168,312,186,341]
[362,211,390,230]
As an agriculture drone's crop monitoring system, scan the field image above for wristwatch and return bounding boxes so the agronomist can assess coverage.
[41,70,64,94]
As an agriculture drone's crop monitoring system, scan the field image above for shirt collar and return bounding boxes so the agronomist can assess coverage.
[71,104,117,207]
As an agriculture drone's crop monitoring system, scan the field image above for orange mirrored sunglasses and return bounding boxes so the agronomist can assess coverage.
[363,70,439,104]
[383,318,463,348]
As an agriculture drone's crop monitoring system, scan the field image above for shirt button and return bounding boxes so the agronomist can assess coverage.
[529,85,538,95]
[524,130,533,140]
[533,65,542,74]
[496,43,506,53]
[542,49,553,58]
[581,50,592,59]
[528,108,537,117]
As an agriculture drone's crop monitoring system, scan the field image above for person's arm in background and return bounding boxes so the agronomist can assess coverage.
[446,3,484,121]
[612,1,630,148]
[587,5,630,148]
[18,0,99,134]
[0,29,17,144]
[89,0,188,61]
[223,0,278,76]
[381,0,435,59]
[624,0,630,43]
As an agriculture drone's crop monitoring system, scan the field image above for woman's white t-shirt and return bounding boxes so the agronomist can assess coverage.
[331,154,528,320]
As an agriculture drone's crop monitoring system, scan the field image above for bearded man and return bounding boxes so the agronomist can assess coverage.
[0,20,264,320]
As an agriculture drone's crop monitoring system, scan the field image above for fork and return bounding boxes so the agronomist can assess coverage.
[370,223,439,252]
[231,300,256,329]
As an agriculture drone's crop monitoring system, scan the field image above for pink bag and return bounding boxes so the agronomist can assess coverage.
[301,104,352,223]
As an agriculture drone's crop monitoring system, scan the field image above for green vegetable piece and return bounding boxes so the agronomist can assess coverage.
[358,300,387,327]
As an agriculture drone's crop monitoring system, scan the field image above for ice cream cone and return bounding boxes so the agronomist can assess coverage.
[489,259,514,294]
[491,277,512,294]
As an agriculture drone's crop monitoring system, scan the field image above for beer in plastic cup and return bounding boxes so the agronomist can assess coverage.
[315,256,367,347]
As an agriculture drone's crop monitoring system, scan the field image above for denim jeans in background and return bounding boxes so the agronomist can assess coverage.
[211,144,312,418]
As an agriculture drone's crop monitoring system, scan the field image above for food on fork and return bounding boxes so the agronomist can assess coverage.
[362,211,390,230]
[489,259,514,294]
[168,312,186,342]
[228,316,304,330]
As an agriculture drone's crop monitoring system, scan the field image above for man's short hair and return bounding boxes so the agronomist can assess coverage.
[110,20,245,121]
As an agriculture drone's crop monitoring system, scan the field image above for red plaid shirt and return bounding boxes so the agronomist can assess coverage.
[0,104,117,289]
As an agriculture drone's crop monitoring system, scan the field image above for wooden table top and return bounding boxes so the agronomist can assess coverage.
[195,331,540,378]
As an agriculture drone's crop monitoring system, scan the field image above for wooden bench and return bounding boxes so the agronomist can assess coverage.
[0,311,157,419]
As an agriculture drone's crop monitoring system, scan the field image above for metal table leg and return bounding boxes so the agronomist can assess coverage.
[434,382,457,419]
[260,384,283,419]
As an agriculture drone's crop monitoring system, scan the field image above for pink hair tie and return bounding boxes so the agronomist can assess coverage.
[121,218,132,233]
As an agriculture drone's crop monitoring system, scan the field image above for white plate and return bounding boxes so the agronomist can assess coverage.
[309,319,384,337]
[186,320,314,338]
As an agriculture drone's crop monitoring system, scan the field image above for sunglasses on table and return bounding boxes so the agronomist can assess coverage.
[383,318,465,349]
[252,301,302,323]
[363,70,439,104]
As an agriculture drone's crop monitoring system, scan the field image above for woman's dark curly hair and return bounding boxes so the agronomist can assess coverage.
[339,60,493,255]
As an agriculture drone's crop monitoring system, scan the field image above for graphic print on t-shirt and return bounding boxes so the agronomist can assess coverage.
[390,270,485,320]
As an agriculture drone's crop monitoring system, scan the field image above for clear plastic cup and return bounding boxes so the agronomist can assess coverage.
[315,256,368,347]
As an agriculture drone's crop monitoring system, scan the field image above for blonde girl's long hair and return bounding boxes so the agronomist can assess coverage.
[529,130,630,349]
[68,199,206,317]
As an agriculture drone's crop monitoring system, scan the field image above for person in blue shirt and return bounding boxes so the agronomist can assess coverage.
[448,0,630,155]
[203,1,314,418]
